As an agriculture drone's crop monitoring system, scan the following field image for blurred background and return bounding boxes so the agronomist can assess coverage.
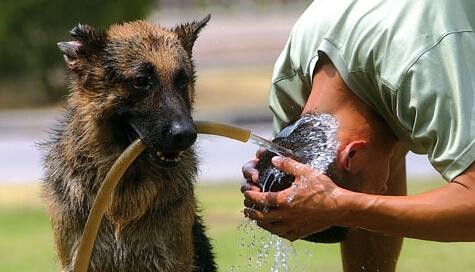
[0,0,473,271]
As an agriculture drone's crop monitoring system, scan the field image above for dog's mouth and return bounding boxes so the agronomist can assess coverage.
[155,151,184,167]
[125,123,187,168]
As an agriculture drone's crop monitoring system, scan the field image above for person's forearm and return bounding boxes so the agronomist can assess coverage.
[341,178,475,241]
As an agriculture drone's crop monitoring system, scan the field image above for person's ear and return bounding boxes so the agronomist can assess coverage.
[337,140,367,172]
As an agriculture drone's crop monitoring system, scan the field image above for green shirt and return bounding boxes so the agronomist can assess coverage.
[269,0,475,181]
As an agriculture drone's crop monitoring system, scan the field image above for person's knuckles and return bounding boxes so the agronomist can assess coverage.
[281,193,294,206]
[244,208,262,220]
[242,166,256,179]
[243,207,251,217]
[251,173,259,183]
[281,157,297,169]
[242,158,258,170]
[243,190,257,201]
[243,199,254,208]
[240,182,259,193]
[240,180,250,192]
[275,157,309,176]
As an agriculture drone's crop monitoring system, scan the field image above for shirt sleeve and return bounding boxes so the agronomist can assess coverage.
[268,35,312,135]
[396,31,475,181]
[269,74,310,135]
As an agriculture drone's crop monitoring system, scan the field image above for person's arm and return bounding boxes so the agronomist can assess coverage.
[244,158,475,242]
[341,144,407,272]
[344,162,475,241]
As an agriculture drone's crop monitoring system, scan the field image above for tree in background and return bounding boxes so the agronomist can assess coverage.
[0,0,153,107]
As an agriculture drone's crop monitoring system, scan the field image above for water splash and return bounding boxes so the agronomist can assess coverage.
[234,217,318,272]
[256,113,339,194]
[237,113,339,271]
[234,218,297,272]
[281,113,339,173]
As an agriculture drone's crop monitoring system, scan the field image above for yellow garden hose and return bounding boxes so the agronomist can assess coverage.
[73,139,145,272]
[193,121,251,143]
[73,121,251,272]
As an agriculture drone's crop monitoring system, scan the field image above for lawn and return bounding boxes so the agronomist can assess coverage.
[0,182,474,271]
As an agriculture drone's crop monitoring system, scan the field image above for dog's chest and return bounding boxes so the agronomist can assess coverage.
[84,206,195,271]
[86,223,194,271]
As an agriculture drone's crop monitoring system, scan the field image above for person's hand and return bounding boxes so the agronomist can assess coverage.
[241,148,266,193]
[243,156,348,241]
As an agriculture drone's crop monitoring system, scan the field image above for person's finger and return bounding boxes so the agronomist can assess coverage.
[243,199,262,209]
[257,222,290,236]
[243,208,284,223]
[271,156,313,176]
[242,158,259,182]
[240,179,261,193]
[244,191,281,208]
[244,208,269,222]
[256,147,266,159]
[244,200,279,212]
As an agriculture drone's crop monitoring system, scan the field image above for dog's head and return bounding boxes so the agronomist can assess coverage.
[58,16,210,167]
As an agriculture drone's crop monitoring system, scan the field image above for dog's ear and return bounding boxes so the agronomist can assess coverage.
[173,14,211,56]
[57,24,106,69]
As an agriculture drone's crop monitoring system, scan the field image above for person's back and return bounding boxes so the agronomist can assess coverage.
[270,0,475,181]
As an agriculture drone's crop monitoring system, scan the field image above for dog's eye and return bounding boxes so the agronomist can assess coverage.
[132,75,152,91]
[175,70,189,91]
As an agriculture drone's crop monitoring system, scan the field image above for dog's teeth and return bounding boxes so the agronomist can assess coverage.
[160,156,166,161]
[157,151,163,156]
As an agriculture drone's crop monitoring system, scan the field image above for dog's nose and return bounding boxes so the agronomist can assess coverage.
[167,121,197,151]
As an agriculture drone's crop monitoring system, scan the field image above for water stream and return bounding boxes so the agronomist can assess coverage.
[248,134,297,160]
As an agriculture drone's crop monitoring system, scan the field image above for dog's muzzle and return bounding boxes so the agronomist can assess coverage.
[128,116,197,167]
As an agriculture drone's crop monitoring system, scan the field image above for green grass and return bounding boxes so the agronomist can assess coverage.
[0,207,58,271]
[196,183,343,271]
[0,182,474,271]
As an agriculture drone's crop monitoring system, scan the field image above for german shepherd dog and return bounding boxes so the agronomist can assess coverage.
[42,15,216,271]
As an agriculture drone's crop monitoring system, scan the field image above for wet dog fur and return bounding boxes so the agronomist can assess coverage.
[42,16,216,271]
